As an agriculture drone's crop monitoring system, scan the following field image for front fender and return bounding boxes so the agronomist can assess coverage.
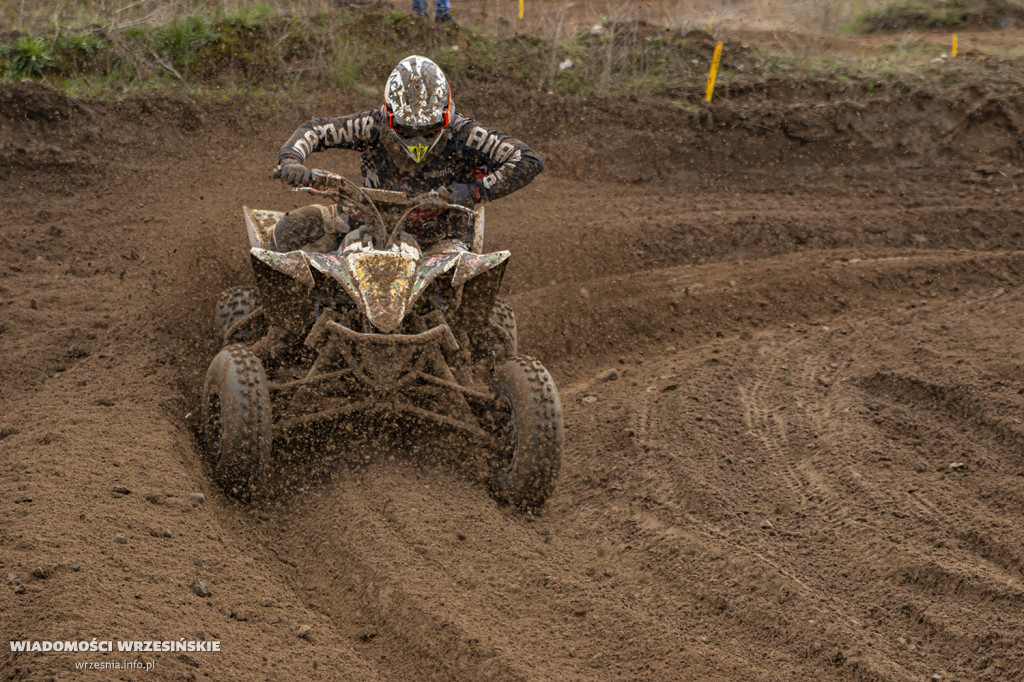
[250,250,315,335]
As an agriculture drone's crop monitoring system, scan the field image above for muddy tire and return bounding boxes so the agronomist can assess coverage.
[201,344,273,501]
[490,297,518,355]
[488,356,563,508]
[215,286,258,343]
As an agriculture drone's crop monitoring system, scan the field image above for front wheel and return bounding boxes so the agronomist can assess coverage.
[488,356,563,508]
[201,344,273,500]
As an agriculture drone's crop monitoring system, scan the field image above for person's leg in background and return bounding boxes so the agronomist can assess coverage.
[435,0,452,22]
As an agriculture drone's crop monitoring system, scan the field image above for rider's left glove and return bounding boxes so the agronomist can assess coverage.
[279,162,312,187]
[445,183,482,207]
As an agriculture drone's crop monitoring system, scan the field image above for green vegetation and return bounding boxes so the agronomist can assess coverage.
[2,35,54,80]
[0,5,1009,102]
[0,10,735,99]
[844,0,1024,33]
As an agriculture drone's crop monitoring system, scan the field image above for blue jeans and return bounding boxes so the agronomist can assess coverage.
[412,0,450,18]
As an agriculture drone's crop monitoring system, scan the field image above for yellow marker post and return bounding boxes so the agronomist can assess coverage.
[705,41,723,102]
[952,33,958,57]
[518,0,524,20]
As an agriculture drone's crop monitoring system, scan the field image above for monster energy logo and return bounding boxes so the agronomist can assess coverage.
[409,143,429,162]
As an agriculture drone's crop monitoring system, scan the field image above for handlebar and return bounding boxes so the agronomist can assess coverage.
[274,166,473,213]
[272,166,477,249]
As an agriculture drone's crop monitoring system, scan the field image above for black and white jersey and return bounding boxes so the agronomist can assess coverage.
[278,107,544,203]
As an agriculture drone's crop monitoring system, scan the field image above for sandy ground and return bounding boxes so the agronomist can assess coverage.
[4,14,1024,681]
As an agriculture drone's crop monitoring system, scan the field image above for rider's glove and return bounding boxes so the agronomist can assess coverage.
[445,183,482,207]
[278,162,312,187]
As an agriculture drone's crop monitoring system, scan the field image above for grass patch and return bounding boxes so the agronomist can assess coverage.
[0,10,746,99]
[844,0,1024,33]
[0,5,1010,103]
[2,35,54,80]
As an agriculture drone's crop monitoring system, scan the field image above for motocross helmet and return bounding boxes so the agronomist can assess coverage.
[383,55,453,165]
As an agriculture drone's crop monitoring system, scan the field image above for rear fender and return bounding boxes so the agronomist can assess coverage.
[471,205,486,253]
[244,206,284,249]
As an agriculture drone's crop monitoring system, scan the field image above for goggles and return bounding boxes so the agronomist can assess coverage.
[388,114,448,140]
[386,109,450,164]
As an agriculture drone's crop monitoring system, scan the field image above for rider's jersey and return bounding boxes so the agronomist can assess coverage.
[278,107,543,244]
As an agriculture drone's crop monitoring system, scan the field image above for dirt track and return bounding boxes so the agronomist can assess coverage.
[4,25,1024,680]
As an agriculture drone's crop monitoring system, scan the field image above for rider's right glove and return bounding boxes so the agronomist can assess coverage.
[279,162,312,187]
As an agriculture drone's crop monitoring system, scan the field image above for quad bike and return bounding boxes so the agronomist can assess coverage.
[200,169,563,508]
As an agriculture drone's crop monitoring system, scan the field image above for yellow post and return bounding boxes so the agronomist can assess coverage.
[518,0,524,20]
[705,42,723,102]
[952,33,958,57]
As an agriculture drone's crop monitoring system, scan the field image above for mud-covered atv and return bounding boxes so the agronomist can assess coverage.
[200,169,563,508]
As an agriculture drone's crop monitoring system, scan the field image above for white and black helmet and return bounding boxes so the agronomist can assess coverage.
[383,55,453,164]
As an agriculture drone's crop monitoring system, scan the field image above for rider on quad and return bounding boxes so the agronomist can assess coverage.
[201,55,563,508]
[272,54,544,253]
